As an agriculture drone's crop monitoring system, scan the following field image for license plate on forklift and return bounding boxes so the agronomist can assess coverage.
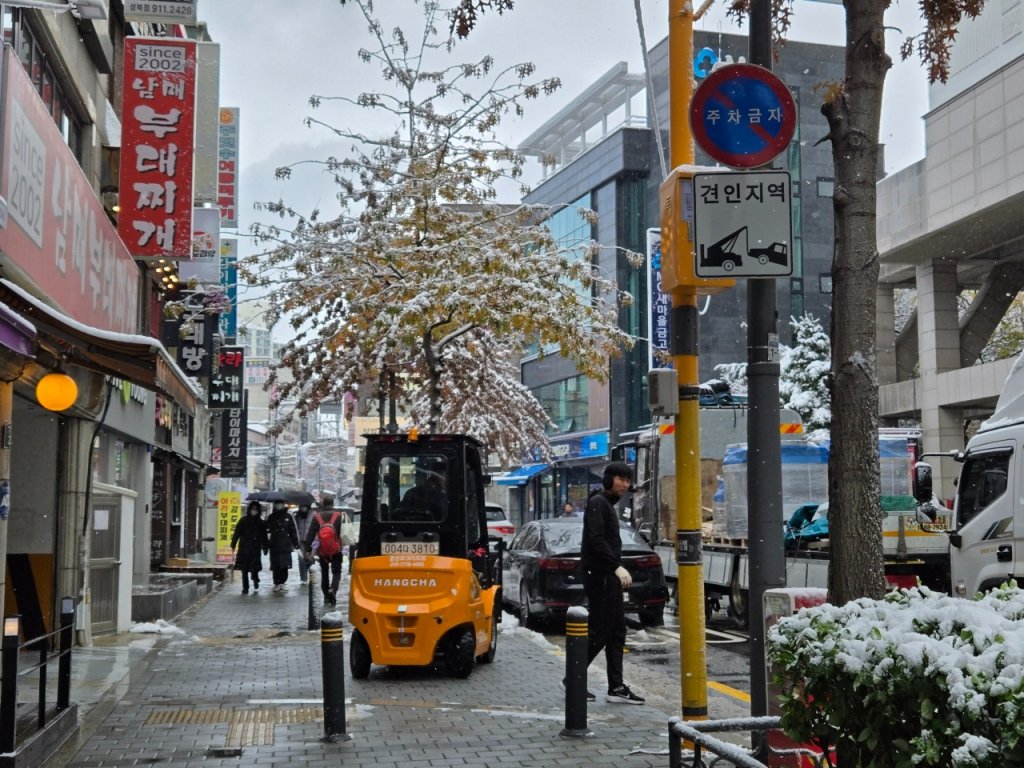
[382,541,440,555]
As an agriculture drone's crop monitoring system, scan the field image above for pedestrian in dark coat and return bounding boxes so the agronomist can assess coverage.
[267,500,300,591]
[231,501,268,594]
[292,504,315,583]
[579,462,646,705]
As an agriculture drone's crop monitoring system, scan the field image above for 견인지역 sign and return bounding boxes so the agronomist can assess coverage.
[690,64,797,169]
[692,170,793,278]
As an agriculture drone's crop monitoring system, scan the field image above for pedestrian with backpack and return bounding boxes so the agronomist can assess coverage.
[304,495,343,605]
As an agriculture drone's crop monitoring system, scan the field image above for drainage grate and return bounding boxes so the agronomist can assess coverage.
[206,747,243,757]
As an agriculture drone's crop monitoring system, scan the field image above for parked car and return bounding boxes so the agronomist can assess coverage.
[502,519,668,630]
[485,502,515,546]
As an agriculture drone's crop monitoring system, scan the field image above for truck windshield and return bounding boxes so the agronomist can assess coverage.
[957,450,1011,528]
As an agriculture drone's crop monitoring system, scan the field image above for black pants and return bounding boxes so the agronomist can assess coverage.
[318,554,342,596]
[272,568,289,586]
[584,570,625,692]
[241,569,260,591]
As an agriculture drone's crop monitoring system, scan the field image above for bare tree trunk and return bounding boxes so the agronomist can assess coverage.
[422,329,443,431]
[822,0,891,607]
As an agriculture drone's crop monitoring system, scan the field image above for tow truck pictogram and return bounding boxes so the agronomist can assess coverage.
[698,226,788,272]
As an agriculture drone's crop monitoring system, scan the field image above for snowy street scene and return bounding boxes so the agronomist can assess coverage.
[1,0,1023,766]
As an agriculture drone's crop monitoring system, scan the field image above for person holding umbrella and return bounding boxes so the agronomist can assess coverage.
[266,499,300,592]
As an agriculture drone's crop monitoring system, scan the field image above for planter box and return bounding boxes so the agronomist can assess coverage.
[131,574,211,623]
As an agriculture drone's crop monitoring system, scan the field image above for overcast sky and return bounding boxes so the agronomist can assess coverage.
[199,0,930,283]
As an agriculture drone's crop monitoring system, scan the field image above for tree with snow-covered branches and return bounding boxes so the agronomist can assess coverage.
[779,314,831,432]
[244,0,638,462]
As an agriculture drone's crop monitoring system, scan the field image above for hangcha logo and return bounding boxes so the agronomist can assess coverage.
[374,578,438,588]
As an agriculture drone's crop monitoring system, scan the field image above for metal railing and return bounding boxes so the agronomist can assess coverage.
[0,597,75,754]
[668,716,834,768]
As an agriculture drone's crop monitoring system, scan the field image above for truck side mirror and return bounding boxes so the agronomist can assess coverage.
[912,461,933,504]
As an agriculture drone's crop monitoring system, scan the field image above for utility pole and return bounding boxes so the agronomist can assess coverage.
[746,0,786,723]
[661,0,737,722]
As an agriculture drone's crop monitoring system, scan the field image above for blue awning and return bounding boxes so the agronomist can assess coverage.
[495,463,549,486]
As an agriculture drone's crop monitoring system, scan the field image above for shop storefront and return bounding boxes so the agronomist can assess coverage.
[497,430,610,523]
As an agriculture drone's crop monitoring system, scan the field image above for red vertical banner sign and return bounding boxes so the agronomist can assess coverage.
[119,38,197,260]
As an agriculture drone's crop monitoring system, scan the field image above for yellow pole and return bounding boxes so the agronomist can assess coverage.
[668,0,708,721]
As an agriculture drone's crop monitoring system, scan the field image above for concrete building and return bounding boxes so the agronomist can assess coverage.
[876,1,1024,498]
[504,31,844,522]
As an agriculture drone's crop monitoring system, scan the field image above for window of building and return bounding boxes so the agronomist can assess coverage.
[3,9,84,159]
[531,375,588,435]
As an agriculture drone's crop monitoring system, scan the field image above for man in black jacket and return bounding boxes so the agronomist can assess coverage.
[579,461,645,705]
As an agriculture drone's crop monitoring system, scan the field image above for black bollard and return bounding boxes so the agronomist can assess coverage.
[0,616,20,753]
[307,559,318,631]
[57,597,74,711]
[560,605,590,738]
[319,612,351,742]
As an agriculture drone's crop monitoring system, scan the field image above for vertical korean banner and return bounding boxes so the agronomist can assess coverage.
[219,239,238,340]
[209,346,244,409]
[216,490,242,562]
[221,394,247,478]
[119,38,197,260]
[180,207,220,282]
[217,108,239,229]
[647,228,672,370]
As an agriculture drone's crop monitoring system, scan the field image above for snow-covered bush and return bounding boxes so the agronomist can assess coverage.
[767,584,1024,767]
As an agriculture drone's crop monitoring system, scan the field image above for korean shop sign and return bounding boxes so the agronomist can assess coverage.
[169,288,216,376]
[209,346,244,409]
[221,404,247,479]
[124,0,197,25]
[119,38,197,260]
[217,108,239,228]
[0,47,140,334]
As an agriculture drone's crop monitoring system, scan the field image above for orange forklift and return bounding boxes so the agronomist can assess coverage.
[348,431,503,679]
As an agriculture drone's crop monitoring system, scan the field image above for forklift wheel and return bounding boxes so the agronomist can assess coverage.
[350,630,371,679]
[477,612,498,664]
[446,628,476,678]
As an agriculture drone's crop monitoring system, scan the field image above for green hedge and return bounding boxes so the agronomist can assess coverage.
[767,583,1024,767]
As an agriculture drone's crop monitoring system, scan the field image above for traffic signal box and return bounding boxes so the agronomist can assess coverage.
[659,167,735,294]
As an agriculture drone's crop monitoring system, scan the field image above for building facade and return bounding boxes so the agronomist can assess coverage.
[503,31,844,522]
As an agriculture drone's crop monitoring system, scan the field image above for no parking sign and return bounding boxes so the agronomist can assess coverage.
[689,64,797,169]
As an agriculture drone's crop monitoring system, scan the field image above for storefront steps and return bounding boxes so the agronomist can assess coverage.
[0,703,77,767]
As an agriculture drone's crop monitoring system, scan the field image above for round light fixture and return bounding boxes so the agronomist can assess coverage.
[36,372,78,412]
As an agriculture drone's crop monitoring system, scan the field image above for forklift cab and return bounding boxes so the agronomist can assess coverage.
[360,433,493,570]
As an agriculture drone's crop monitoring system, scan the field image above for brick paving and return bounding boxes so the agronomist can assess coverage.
[45,562,746,767]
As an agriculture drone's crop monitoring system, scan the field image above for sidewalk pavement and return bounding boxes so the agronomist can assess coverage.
[46,561,750,768]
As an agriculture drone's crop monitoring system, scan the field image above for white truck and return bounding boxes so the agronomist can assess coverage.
[619,412,951,625]
[915,353,1024,598]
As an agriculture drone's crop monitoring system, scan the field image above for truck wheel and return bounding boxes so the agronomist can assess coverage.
[727,581,749,629]
[723,260,736,272]
[350,629,371,679]
[639,607,664,627]
[446,628,476,678]
[477,612,498,664]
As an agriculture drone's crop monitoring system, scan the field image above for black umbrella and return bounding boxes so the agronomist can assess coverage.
[246,490,288,503]
[247,490,316,506]
[282,490,316,506]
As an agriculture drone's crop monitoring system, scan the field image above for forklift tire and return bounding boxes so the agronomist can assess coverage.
[477,612,498,664]
[350,629,372,679]
[446,628,476,678]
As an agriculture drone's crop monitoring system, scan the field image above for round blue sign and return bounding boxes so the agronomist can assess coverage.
[689,64,797,168]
